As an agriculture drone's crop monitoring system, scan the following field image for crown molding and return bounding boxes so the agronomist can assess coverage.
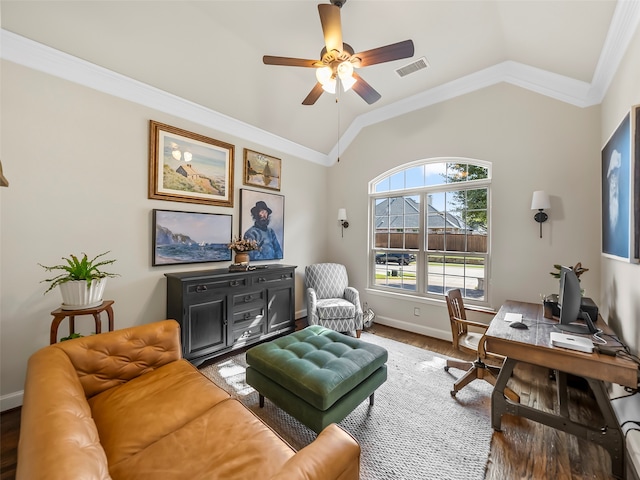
[2,0,638,167]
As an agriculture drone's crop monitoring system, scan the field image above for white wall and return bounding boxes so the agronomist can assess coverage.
[600,25,640,350]
[0,61,328,409]
[326,83,602,339]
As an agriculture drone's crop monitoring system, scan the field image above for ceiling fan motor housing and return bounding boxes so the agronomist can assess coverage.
[331,0,346,7]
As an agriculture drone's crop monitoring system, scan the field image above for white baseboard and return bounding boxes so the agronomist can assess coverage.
[373,315,451,342]
[1,390,24,412]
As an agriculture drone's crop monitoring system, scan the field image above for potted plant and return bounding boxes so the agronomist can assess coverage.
[544,262,588,317]
[228,237,260,264]
[40,251,118,310]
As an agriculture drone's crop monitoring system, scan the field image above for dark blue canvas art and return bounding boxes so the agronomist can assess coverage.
[602,112,631,260]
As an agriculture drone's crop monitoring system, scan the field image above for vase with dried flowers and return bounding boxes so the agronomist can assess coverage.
[228,237,259,264]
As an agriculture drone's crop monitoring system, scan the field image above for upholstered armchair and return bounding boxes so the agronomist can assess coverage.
[305,263,364,338]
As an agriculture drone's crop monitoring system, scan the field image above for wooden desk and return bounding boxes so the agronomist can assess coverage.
[50,300,115,344]
[486,300,638,479]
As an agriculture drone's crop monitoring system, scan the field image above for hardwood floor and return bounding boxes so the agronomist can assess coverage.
[0,323,614,479]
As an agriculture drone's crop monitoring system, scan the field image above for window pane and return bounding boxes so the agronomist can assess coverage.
[464,256,485,300]
[446,163,468,182]
[374,252,416,291]
[425,163,447,186]
[389,172,404,191]
[374,177,390,193]
[405,165,425,189]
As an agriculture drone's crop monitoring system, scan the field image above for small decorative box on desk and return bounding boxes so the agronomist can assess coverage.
[165,265,296,366]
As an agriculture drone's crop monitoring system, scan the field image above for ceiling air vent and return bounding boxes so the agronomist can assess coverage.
[395,57,429,78]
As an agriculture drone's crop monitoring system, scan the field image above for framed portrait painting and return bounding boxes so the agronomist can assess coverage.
[240,189,284,261]
[152,209,232,266]
[149,121,234,207]
[243,148,281,191]
[601,108,638,263]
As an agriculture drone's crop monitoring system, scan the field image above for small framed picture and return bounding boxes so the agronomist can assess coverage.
[149,120,234,207]
[243,148,281,191]
[152,209,232,266]
[240,189,284,261]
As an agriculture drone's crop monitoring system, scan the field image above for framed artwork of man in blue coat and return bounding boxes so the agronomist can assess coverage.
[240,189,284,261]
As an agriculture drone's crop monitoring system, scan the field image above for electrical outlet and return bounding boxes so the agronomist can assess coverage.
[414,307,420,316]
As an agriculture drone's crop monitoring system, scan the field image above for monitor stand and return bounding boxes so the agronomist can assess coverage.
[555,311,597,335]
[555,323,592,335]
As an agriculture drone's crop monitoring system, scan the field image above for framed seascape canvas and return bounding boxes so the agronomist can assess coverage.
[152,209,232,266]
[240,189,284,261]
[149,121,234,207]
[601,108,638,263]
[243,148,282,191]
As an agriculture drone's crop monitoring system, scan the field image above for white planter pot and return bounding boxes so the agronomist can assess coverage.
[58,278,107,310]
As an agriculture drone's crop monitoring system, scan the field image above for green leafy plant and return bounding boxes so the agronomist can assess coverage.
[550,262,589,281]
[60,333,83,342]
[39,251,118,294]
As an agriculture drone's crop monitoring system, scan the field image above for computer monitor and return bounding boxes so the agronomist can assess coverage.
[556,266,597,334]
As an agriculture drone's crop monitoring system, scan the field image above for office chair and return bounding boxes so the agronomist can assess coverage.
[444,289,519,402]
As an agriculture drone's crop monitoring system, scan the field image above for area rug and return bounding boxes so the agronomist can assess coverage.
[200,332,493,480]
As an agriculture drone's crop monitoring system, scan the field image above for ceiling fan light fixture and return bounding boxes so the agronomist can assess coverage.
[340,73,356,92]
[321,77,337,94]
[316,65,333,84]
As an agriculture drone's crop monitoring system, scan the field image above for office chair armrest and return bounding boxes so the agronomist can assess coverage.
[454,317,490,332]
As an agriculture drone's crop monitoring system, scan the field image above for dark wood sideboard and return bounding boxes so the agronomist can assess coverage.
[165,265,296,366]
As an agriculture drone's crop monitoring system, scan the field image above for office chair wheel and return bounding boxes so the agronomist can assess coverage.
[444,366,450,372]
[450,389,457,397]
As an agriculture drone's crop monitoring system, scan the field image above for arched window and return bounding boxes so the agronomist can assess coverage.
[369,158,491,304]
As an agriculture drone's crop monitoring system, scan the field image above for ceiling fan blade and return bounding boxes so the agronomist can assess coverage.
[302,83,325,105]
[263,56,320,68]
[352,72,381,105]
[318,4,343,54]
[352,40,415,68]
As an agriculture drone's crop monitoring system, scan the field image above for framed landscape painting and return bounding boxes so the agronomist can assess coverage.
[149,121,234,207]
[239,189,284,261]
[243,148,281,191]
[601,108,637,263]
[152,209,232,266]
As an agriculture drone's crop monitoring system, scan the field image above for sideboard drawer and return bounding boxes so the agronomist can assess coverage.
[231,316,266,344]
[252,270,294,286]
[232,289,264,308]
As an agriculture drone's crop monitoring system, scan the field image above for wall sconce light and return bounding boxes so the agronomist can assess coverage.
[531,190,551,238]
[338,208,349,237]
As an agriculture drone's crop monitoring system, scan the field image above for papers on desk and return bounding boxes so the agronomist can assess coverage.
[504,313,522,323]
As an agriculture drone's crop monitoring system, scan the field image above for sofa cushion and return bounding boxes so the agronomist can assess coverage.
[88,359,230,467]
[108,398,295,480]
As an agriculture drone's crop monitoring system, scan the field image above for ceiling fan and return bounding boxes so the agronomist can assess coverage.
[263,0,415,106]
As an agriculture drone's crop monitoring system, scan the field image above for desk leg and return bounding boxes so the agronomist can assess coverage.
[491,357,517,431]
[556,371,570,418]
[586,379,625,479]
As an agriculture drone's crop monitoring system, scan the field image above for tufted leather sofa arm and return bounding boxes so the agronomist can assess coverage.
[53,319,181,398]
[269,424,360,480]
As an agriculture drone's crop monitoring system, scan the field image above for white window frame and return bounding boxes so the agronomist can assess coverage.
[368,157,492,306]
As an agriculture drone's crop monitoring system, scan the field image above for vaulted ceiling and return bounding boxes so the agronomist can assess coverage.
[2,1,639,165]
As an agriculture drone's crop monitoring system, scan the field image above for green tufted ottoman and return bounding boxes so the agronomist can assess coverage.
[245,325,388,433]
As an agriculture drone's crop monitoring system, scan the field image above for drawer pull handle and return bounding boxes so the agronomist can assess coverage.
[258,277,266,283]
[195,285,208,293]
[244,296,252,303]
[280,274,287,279]
[229,280,241,287]
[244,313,251,320]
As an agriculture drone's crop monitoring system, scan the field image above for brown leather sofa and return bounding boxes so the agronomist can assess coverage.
[16,320,360,480]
